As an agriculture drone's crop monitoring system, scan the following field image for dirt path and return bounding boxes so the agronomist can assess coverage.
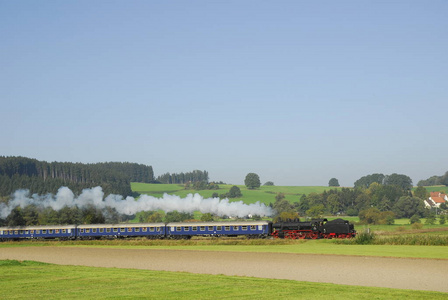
[1,247,447,293]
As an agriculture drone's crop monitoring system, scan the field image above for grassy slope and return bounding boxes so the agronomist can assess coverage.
[131,182,342,205]
[419,185,448,193]
[1,260,446,299]
[133,183,448,205]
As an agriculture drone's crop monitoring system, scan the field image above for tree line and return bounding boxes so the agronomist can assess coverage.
[156,170,209,184]
[0,156,155,197]
[273,173,431,225]
[353,173,413,190]
[417,171,448,186]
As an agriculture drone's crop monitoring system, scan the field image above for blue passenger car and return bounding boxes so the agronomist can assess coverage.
[0,225,77,240]
[166,221,271,239]
[76,223,166,239]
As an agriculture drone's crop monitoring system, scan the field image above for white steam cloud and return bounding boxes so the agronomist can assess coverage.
[0,186,273,219]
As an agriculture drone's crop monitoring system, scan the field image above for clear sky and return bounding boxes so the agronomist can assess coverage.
[1,1,447,187]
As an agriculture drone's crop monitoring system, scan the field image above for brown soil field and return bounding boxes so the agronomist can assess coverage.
[1,247,447,293]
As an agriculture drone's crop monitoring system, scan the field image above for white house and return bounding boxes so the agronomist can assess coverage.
[425,192,448,208]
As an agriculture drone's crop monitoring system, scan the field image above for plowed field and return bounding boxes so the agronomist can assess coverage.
[1,247,447,293]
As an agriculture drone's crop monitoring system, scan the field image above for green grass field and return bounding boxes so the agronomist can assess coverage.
[414,185,448,194]
[131,182,342,205]
[2,237,447,259]
[133,182,448,206]
[1,260,446,299]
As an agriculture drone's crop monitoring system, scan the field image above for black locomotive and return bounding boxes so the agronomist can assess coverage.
[271,218,356,239]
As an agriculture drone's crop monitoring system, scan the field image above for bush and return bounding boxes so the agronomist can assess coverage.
[411,222,423,230]
[346,208,358,216]
[359,208,395,225]
[409,214,421,224]
[425,215,436,225]
[354,231,375,245]
[396,226,406,232]
[228,186,242,198]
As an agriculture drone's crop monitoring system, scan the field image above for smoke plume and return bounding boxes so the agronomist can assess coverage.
[0,186,273,219]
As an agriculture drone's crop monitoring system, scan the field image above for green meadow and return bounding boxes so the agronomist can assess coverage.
[2,235,448,259]
[414,185,448,194]
[132,182,448,206]
[131,182,342,205]
[1,260,446,299]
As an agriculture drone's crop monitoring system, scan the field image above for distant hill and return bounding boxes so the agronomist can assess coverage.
[0,156,154,197]
[417,172,448,187]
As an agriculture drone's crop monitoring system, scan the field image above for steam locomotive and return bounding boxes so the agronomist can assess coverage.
[0,218,355,241]
[272,218,356,239]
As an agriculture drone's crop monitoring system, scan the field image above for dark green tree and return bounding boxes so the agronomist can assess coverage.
[38,207,59,225]
[58,206,82,225]
[413,186,428,199]
[244,173,261,189]
[383,173,413,191]
[264,181,274,186]
[297,195,310,214]
[82,204,105,224]
[6,207,26,226]
[228,186,242,198]
[22,205,39,225]
[328,178,340,187]
[393,196,425,218]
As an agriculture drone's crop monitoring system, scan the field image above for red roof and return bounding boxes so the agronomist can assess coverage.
[432,196,446,204]
[430,192,447,199]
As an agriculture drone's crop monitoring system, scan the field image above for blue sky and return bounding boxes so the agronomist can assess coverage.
[1,1,447,187]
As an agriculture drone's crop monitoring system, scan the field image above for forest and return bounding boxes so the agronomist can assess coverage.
[156,170,209,184]
[0,156,155,197]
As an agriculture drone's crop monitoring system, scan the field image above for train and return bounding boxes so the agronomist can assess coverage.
[0,218,355,241]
